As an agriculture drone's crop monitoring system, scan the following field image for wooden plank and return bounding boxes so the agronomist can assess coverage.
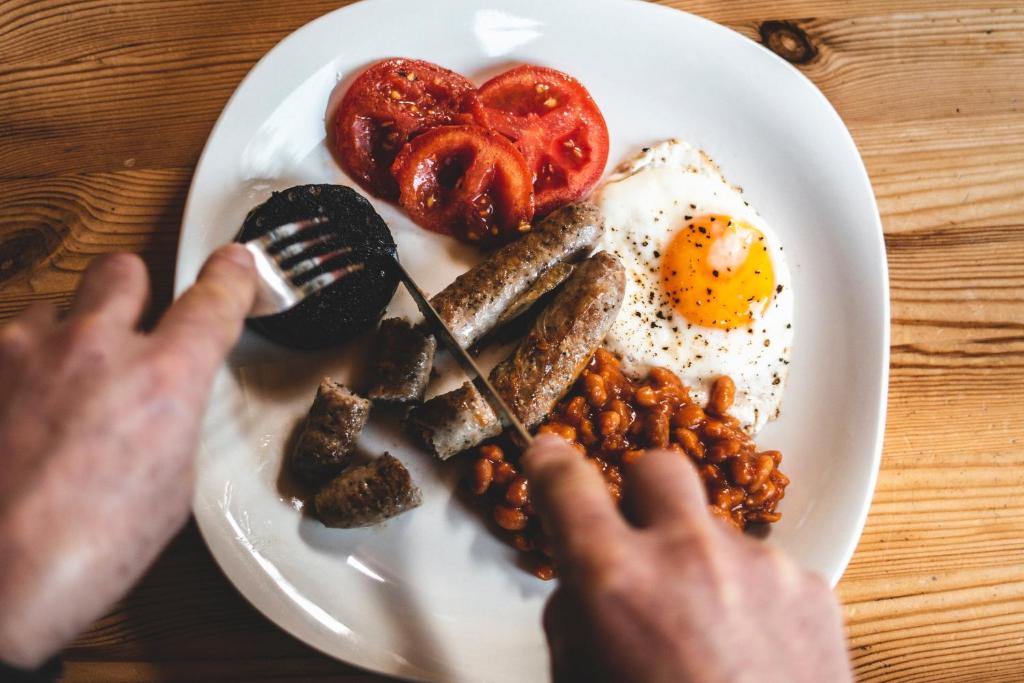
[662,1,1024,23]
[0,168,188,317]
[859,113,1024,234]
[726,10,1024,123]
[2,6,1022,178]
[2,0,1021,66]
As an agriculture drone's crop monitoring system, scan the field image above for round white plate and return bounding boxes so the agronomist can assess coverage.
[175,0,889,680]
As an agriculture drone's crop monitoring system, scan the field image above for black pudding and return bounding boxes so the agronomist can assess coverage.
[237,184,399,350]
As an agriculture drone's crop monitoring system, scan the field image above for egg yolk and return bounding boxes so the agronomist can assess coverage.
[660,214,775,329]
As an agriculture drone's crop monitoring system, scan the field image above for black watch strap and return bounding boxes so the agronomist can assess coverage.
[0,656,62,682]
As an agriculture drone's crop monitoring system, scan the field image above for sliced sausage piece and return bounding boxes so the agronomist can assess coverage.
[407,251,626,459]
[290,378,371,482]
[367,317,437,403]
[314,454,422,528]
[491,251,625,429]
[430,202,604,348]
[405,381,501,461]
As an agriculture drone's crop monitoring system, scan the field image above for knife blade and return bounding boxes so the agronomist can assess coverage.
[390,256,533,446]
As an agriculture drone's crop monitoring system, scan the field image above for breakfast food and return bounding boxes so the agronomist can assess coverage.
[494,261,575,329]
[257,60,797,573]
[430,201,604,348]
[468,65,610,216]
[367,318,437,403]
[391,124,535,243]
[334,58,475,200]
[403,382,498,461]
[596,140,794,432]
[490,252,626,428]
[314,454,422,528]
[290,379,372,482]
[238,184,399,349]
[408,252,625,459]
[468,349,790,578]
[288,379,421,527]
[333,59,609,245]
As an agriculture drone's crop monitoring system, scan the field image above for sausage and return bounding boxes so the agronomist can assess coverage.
[494,261,575,329]
[407,251,626,459]
[491,251,626,429]
[290,378,371,482]
[430,202,604,348]
[314,453,422,528]
[405,381,500,461]
[367,317,437,403]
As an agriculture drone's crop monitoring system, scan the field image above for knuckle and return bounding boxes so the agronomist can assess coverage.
[579,542,633,597]
[64,314,109,351]
[0,325,32,363]
[99,252,147,278]
[83,253,148,295]
[188,282,248,340]
[530,457,580,492]
[146,348,192,394]
[670,524,718,562]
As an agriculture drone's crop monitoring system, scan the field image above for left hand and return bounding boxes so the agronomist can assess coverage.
[0,246,256,669]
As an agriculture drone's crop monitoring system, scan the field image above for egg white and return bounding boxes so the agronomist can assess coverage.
[596,139,794,433]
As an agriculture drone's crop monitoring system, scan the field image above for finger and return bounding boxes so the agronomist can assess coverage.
[522,434,630,569]
[542,588,573,683]
[153,244,256,373]
[0,303,58,363]
[544,587,611,683]
[68,253,150,327]
[622,449,709,528]
[19,301,60,330]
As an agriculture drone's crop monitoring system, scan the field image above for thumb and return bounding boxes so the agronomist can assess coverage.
[154,244,257,372]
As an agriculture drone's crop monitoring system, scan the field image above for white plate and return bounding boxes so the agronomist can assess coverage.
[174,0,889,680]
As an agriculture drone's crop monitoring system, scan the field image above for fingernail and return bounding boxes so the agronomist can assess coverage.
[532,433,569,451]
[523,434,564,467]
[525,434,554,455]
[218,243,254,269]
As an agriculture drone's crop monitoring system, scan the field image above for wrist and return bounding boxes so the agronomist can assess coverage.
[0,501,72,669]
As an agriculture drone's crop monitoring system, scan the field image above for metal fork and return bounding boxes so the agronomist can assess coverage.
[243,218,531,444]
[243,217,364,317]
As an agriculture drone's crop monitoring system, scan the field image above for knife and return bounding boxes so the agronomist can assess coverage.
[389,256,533,446]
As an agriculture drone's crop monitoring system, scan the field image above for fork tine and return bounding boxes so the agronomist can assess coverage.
[300,264,366,297]
[256,216,329,248]
[273,233,343,261]
[286,247,356,278]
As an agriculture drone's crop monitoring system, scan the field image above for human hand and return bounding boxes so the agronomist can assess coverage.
[522,434,852,683]
[0,246,256,669]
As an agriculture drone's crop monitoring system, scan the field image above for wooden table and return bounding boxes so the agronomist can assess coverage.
[2,1,1022,680]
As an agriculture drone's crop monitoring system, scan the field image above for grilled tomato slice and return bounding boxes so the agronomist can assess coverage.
[468,65,609,215]
[334,58,475,199]
[391,125,535,245]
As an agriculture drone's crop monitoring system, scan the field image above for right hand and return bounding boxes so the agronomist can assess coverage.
[522,434,853,683]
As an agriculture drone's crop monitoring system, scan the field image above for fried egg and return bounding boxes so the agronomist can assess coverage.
[596,139,794,433]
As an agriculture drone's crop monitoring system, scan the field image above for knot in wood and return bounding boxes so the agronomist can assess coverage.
[759,20,818,65]
[0,228,59,284]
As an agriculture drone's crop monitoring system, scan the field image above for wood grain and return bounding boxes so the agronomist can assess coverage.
[0,1,1021,681]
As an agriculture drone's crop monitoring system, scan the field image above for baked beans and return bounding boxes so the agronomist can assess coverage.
[466,348,789,579]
